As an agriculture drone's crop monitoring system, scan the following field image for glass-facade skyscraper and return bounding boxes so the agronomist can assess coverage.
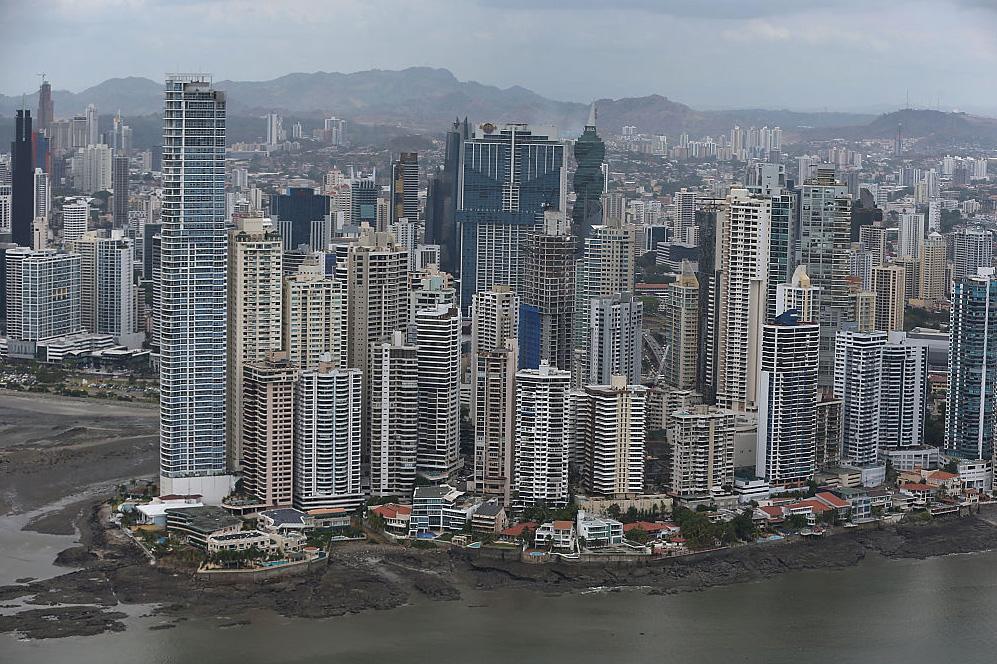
[158,74,231,502]
[458,123,565,310]
[571,105,605,245]
[946,268,997,460]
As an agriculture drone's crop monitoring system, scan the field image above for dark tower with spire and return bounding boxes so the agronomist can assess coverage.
[426,117,469,275]
[37,78,53,132]
[11,109,34,247]
[571,103,605,246]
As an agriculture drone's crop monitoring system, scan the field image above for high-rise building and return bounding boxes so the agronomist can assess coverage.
[457,123,565,309]
[415,303,461,480]
[587,294,642,385]
[673,189,697,247]
[571,104,605,243]
[293,364,363,511]
[390,152,419,225]
[575,376,647,498]
[350,173,378,228]
[859,225,888,268]
[715,187,771,412]
[746,162,795,318]
[918,232,947,303]
[37,79,53,132]
[425,118,468,276]
[227,217,283,467]
[85,104,98,146]
[33,168,50,222]
[951,227,992,281]
[68,232,136,342]
[471,286,519,503]
[879,333,927,450]
[270,187,332,252]
[521,210,575,371]
[513,363,572,509]
[756,268,820,488]
[11,110,34,247]
[158,75,230,502]
[111,155,129,228]
[282,267,346,370]
[369,331,419,498]
[834,330,886,466]
[798,168,853,385]
[574,220,636,354]
[265,112,284,146]
[669,406,735,496]
[872,264,905,332]
[4,248,81,341]
[335,228,409,377]
[898,212,925,260]
[73,144,112,193]
[409,265,457,325]
[946,269,997,460]
[660,262,699,390]
[61,198,89,243]
[0,181,11,236]
[241,354,297,507]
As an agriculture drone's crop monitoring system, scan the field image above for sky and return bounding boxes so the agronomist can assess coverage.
[3,0,997,112]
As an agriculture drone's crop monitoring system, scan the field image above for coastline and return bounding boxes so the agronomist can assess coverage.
[3,502,997,640]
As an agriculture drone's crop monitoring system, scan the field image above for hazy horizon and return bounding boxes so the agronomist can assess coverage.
[4,0,997,114]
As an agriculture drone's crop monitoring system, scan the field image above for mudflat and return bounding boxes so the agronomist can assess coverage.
[0,391,159,517]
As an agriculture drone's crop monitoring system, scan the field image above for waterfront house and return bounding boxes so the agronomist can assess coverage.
[534,520,576,551]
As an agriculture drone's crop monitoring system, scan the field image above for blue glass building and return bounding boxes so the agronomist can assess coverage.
[270,187,331,251]
[457,123,565,310]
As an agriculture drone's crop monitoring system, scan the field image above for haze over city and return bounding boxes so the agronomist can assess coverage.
[4,0,997,112]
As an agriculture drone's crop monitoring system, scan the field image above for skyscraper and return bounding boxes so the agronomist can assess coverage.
[715,187,771,412]
[270,187,331,252]
[415,303,461,480]
[872,264,905,332]
[798,168,853,385]
[242,354,297,507]
[471,286,519,503]
[390,152,419,225]
[69,232,137,342]
[4,247,81,342]
[514,363,572,510]
[835,330,887,466]
[571,104,604,243]
[669,406,736,496]
[227,217,283,468]
[425,118,468,276]
[521,210,576,371]
[587,294,643,386]
[575,376,647,498]
[282,267,346,370]
[660,262,699,390]
[951,227,992,281]
[158,75,230,502]
[11,110,34,247]
[85,104,98,146]
[946,269,997,460]
[369,331,419,498]
[111,155,129,228]
[293,364,364,511]
[37,79,53,133]
[61,198,89,243]
[457,123,565,309]
[350,172,378,228]
[756,267,820,488]
[918,232,947,303]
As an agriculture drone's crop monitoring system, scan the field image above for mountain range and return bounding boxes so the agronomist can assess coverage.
[2,67,995,146]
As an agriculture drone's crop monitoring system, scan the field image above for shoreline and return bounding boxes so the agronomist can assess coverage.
[3,503,997,640]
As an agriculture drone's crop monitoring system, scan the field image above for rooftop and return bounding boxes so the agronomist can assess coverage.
[166,506,242,534]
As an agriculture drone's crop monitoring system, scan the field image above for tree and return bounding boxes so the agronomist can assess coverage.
[607,504,622,520]
[627,527,650,544]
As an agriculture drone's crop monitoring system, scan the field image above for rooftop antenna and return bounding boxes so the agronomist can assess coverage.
[36,72,46,85]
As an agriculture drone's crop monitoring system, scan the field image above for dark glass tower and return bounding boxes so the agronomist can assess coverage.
[270,187,331,250]
[425,118,469,276]
[571,104,605,245]
[10,110,34,247]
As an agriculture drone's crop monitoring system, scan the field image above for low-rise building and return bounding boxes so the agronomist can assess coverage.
[409,485,477,536]
[534,520,576,551]
[575,510,624,547]
[206,529,304,555]
[470,500,509,535]
[881,446,940,472]
[134,495,204,526]
[957,459,994,492]
[369,503,412,536]
[622,521,680,540]
[166,506,243,549]
[899,482,937,507]
[498,521,538,544]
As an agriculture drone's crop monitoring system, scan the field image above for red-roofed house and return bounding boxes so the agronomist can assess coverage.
[815,492,850,516]
[925,471,960,492]
[499,521,538,543]
[623,521,680,539]
[369,503,412,536]
[899,483,937,506]
[756,505,785,522]
[535,520,576,551]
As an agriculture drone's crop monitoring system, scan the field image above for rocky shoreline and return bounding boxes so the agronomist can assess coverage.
[3,503,997,640]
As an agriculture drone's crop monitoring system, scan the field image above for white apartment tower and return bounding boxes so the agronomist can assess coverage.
[282,267,347,370]
[587,294,643,385]
[514,363,572,509]
[293,364,364,511]
[576,376,647,498]
[62,198,89,243]
[369,332,420,498]
[158,75,231,502]
[69,232,137,342]
[669,406,736,496]
[415,303,461,480]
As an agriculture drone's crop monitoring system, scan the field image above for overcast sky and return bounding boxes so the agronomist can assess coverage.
[3,0,997,112]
